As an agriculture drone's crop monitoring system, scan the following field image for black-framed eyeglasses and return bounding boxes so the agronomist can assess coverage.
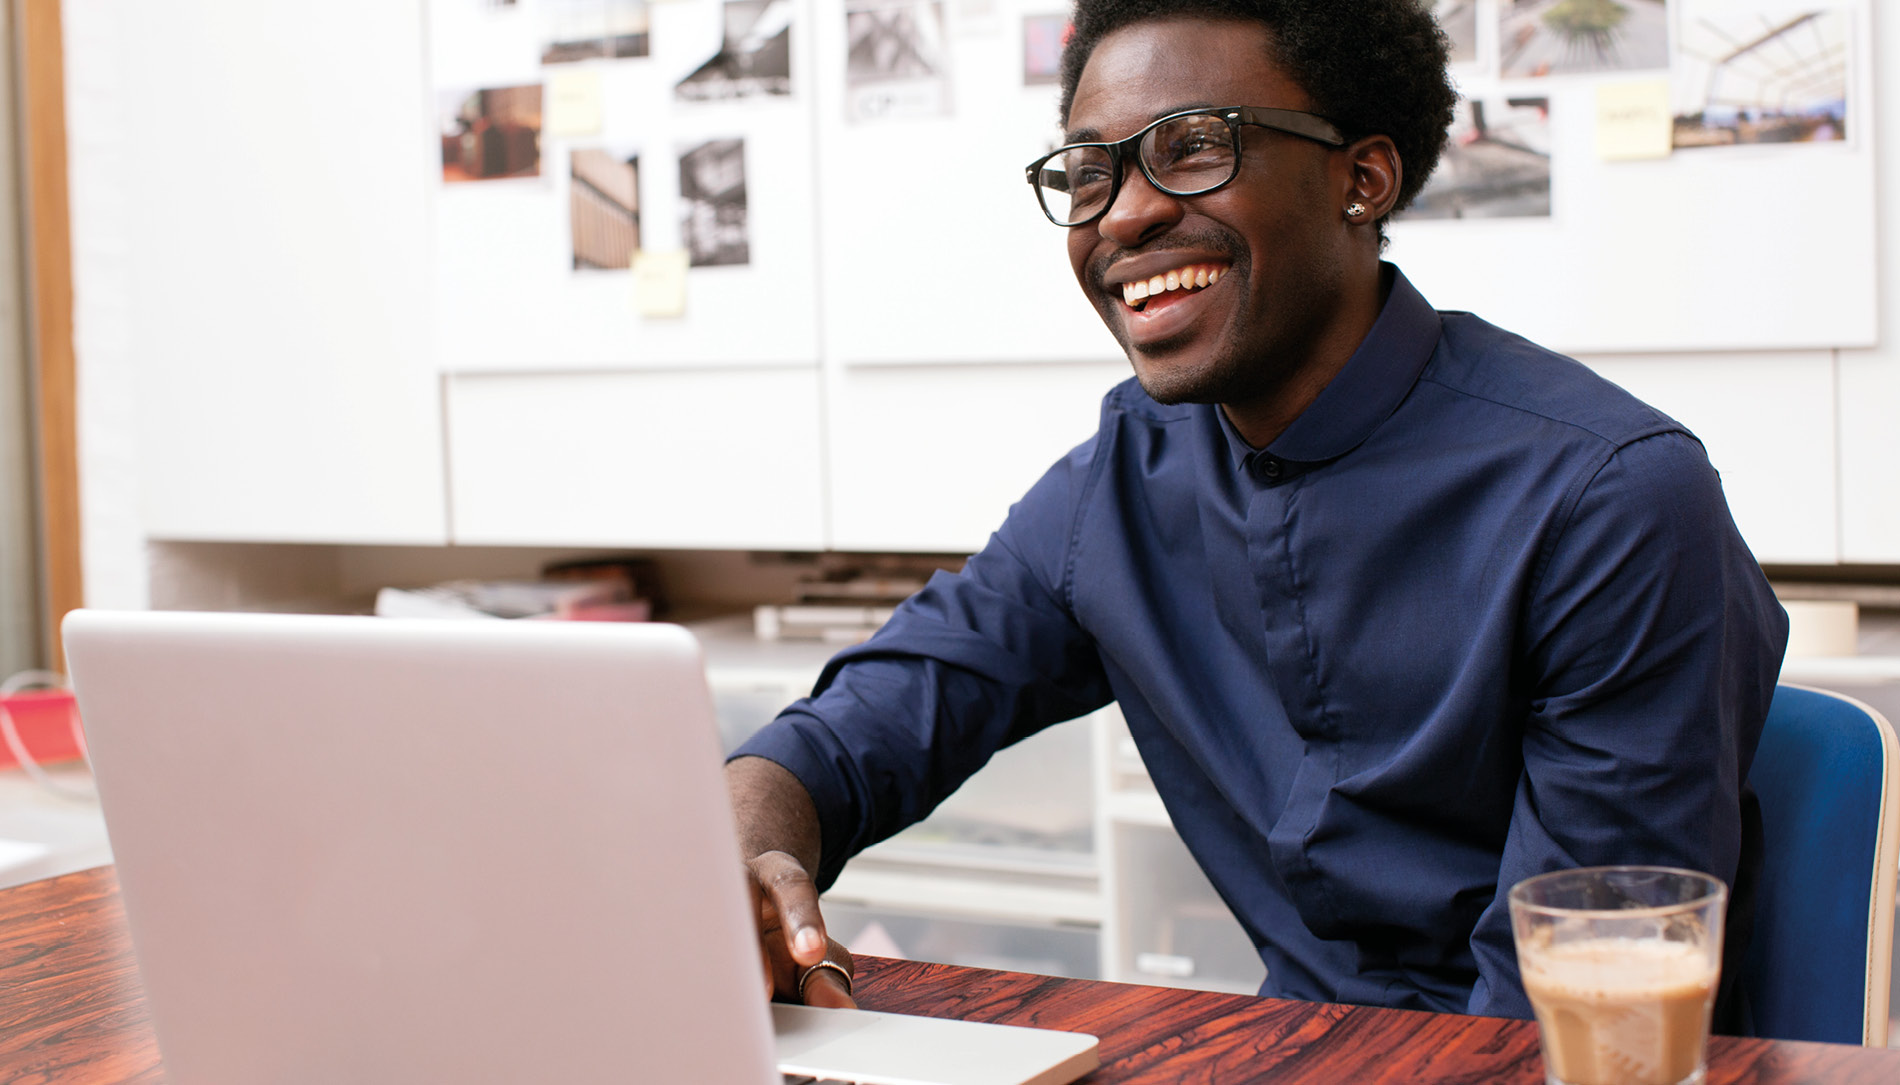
[1024,106,1348,228]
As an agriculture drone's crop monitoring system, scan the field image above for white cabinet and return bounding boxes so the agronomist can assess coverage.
[1837,6,1900,563]
[696,617,1256,993]
[106,0,447,545]
[1091,708,1264,994]
[1583,351,1840,565]
[446,369,826,550]
[70,0,1900,567]
[824,363,1127,553]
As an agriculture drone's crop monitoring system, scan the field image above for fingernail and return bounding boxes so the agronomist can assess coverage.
[795,928,824,958]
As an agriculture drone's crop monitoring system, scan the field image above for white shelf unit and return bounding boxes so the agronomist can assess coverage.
[695,615,1259,993]
[699,611,1900,1019]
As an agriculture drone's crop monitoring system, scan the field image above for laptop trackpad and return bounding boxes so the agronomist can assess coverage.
[772,1003,1100,1085]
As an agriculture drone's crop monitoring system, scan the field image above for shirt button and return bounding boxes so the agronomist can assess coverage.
[1255,457,1283,481]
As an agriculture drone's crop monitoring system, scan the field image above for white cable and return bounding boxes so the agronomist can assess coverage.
[0,670,99,803]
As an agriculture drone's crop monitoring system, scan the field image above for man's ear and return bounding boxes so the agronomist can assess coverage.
[1341,134,1402,220]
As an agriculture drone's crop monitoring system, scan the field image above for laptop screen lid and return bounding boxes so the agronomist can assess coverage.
[63,609,781,1085]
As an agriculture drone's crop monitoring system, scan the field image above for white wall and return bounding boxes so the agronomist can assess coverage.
[64,0,146,610]
[1839,3,1900,563]
[62,0,1900,607]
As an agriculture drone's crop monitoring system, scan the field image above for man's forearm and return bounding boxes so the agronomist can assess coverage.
[726,754,824,875]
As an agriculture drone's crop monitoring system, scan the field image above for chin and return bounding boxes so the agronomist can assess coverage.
[1127,348,1238,406]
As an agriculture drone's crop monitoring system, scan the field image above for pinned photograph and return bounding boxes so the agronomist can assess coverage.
[676,0,794,101]
[1500,0,1669,78]
[439,85,543,183]
[1435,0,1479,65]
[1673,10,1847,149]
[1022,14,1069,86]
[571,148,640,271]
[845,0,952,122]
[1405,97,1551,219]
[543,0,651,64]
[678,138,750,267]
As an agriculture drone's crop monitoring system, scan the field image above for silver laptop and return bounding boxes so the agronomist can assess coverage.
[62,609,1098,1085]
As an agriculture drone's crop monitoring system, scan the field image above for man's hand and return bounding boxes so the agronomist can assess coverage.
[746,849,856,1008]
[728,756,856,1007]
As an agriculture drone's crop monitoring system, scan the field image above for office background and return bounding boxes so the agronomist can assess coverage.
[1,0,1896,1032]
[5,0,1874,624]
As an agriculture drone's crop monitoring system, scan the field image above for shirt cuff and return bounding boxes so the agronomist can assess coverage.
[728,707,863,889]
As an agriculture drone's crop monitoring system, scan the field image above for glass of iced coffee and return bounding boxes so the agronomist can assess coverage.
[1509,866,1727,1085]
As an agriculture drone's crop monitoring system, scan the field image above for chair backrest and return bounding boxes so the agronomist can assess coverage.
[1742,683,1899,1045]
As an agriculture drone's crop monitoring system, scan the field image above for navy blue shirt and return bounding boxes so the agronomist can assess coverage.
[736,266,1787,1017]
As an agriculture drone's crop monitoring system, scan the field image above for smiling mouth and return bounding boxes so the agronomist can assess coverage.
[1120,262,1227,312]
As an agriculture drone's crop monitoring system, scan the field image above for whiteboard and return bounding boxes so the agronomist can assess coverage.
[430,0,823,371]
[425,0,1878,369]
[808,0,1123,365]
[1387,0,1878,355]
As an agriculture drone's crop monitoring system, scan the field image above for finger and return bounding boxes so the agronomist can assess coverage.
[750,851,828,966]
[761,928,803,1001]
[823,937,856,977]
[800,968,857,1010]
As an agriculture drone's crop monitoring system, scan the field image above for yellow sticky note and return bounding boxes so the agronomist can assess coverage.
[632,249,689,318]
[1596,80,1672,161]
[546,69,604,137]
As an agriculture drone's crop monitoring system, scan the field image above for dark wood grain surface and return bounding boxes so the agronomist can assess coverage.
[1,866,1896,1083]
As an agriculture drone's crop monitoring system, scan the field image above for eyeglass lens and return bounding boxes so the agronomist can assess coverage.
[1035,112,1241,226]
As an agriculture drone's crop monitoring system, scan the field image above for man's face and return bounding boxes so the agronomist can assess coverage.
[1064,18,1359,408]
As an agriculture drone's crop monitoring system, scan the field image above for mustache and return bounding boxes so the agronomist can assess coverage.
[1088,227,1247,292]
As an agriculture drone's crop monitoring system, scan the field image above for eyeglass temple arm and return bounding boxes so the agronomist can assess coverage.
[1025,164,1072,193]
[1232,106,1347,147]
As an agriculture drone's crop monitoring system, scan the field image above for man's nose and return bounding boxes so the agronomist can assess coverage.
[1095,165,1184,247]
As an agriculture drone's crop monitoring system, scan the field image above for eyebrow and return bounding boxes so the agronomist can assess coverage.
[1062,102,1222,145]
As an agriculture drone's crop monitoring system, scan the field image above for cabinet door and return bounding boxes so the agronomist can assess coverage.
[826,363,1127,553]
[1585,352,1838,565]
[117,0,445,543]
[447,368,826,549]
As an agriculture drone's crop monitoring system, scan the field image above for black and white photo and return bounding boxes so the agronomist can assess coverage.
[1406,97,1552,219]
[844,0,951,121]
[676,0,794,101]
[678,138,750,267]
[543,0,651,64]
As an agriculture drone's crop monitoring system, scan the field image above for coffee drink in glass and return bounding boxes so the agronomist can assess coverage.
[1509,867,1727,1085]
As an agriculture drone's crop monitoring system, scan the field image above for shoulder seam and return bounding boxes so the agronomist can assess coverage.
[1525,430,1697,612]
[1414,372,1682,449]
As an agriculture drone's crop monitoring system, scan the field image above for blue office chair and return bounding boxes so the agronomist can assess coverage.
[1741,683,1899,1045]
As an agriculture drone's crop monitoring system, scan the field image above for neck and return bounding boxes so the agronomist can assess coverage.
[1220,261,1389,449]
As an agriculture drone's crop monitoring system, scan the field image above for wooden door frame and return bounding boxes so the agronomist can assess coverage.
[20,0,82,668]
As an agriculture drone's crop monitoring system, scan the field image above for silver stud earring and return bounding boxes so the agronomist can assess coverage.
[1345,202,1368,218]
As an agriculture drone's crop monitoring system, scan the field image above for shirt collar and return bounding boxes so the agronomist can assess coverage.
[1218,263,1443,478]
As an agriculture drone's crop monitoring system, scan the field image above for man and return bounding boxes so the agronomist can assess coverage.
[730,0,1787,1024]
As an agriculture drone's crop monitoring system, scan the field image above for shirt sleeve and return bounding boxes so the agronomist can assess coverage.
[1465,430,1787,1018]
[731,437,1116,889]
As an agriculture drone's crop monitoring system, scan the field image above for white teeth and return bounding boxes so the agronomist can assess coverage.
[1119,263,1228,308]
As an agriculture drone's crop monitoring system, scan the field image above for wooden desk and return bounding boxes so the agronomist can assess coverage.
[3,867,1896,1084]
